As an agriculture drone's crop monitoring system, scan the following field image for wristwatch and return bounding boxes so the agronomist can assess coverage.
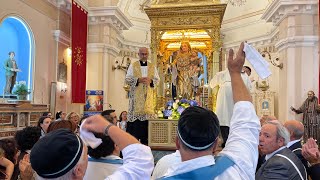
[104,124,114,136]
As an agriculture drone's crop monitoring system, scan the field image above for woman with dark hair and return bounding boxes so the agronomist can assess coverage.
[37,116,52,137]
[55,111,66,121]
[47,120,77,133]
[0,138,17,164]
[119,111,127,131]
[0,149,14,180]
[0,138,16,180]
[84,133,121,179]
[42,112,52,118]
[14,126,41,179]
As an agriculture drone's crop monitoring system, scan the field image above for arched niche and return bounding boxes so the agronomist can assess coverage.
[0,15,35,99]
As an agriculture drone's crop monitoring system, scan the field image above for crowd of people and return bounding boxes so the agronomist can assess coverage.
[0,43,319,180]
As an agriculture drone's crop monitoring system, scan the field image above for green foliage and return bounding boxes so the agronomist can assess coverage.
[13,83,31,95]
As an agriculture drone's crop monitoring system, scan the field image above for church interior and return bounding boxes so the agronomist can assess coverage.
[0,0,318,145]
[0,0,320,179]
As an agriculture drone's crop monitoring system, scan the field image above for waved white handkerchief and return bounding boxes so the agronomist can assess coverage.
[243,43,272,79]
[79,119,102,149]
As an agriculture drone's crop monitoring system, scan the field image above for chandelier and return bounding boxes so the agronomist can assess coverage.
[227,0,246,6]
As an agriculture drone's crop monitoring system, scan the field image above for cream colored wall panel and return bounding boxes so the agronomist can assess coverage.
[88,25,100,43]
[223,21,273,44]
[88,0,104,7]
[122,29,150,44]
[223,0,269,20]
[20,0,58,20]
[87,53,103,89]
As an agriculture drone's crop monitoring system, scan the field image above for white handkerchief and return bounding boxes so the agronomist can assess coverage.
[243,43,272,79]
[79,119,102,149]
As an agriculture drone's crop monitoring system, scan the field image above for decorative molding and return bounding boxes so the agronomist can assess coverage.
[275,36,319,52]
[117,35,150,51]
[88,7,133,33]
[221,19,267,32]
[223,9,265,25]
[73,0,88,11]
[52,30,70,46]
[223,27,279,51]
[87,43,120,57]
[261,0,318,26]
[47,0,72,14]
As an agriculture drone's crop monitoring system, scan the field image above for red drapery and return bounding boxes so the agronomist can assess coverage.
[72,0,87,103]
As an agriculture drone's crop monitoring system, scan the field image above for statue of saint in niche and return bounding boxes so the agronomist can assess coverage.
[4,51,21,94]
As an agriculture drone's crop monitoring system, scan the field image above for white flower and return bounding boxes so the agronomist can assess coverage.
[173,103,178,109]
[19,81,26,85]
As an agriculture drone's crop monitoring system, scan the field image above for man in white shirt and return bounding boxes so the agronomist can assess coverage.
[152,150,181,179]
[84,133,122,180]
[125,47,160,145]
[30,116,154,180]
[210,65,251,148]
[160,42,261,179]
[82,115,154,180]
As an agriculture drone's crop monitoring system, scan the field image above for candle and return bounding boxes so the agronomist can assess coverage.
[169,55,172,63]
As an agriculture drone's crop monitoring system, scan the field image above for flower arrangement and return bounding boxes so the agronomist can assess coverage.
[157,99,199,120]
[13,81,31,96]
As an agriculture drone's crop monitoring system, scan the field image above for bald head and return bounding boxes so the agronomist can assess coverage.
[138,47,149,62]
[283,120,304,141]
[260,115,277,126]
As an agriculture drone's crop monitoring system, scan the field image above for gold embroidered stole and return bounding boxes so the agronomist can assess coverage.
[133,61,156,114]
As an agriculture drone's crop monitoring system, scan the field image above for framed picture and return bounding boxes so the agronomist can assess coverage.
[58,62,67,83]
[84,90,103,112]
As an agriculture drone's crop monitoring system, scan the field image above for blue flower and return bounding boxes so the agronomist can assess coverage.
[166,100,174,107]
[180,99,189,104]
[164,109,172,117]
[189,100,198,107]
[177,106,185,115]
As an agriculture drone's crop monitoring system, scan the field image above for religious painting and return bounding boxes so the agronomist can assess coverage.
[84,90,103,116]
[262,100,269,110]
[58,62,67,83]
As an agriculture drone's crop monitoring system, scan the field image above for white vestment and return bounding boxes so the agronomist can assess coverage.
[210,70,251,127]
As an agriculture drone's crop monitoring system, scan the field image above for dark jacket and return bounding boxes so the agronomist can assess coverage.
[288,140,309,171]
[309,163,320,180]
[256,147,307,180]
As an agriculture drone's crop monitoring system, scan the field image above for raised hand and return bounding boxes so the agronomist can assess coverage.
[302,138,320,165]
[228,42,245,74]
[19,154,34,180]
[82,115,110,134]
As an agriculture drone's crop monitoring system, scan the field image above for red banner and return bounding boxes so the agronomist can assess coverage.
[72,0,87,103]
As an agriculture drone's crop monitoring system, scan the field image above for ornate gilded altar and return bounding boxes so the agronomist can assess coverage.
[145,0,227,110]
[145,0,227,149]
